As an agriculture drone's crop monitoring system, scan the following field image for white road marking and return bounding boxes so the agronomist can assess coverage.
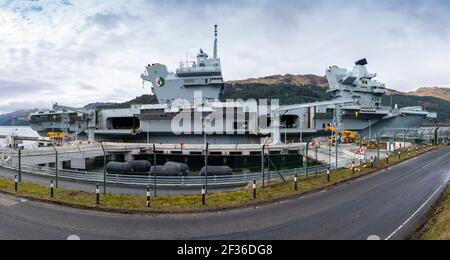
[67,235,81,240]
[385,184,444,240]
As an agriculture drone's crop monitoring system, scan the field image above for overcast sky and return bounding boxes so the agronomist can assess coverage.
[0,0,450,114]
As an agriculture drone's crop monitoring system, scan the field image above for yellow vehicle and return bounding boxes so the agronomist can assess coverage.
[48,132,66,139]
[325,125,359,144]
[47,132,68,145]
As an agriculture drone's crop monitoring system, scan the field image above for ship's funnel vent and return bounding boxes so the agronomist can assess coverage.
[355,58,368,66]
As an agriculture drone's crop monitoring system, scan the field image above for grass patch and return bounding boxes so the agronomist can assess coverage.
[0,145,443,214]
[419,185,450,240]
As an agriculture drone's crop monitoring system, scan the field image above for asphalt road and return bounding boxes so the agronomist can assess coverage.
[1,146,449,240]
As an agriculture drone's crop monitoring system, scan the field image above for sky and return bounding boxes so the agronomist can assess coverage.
[0,0,450,114]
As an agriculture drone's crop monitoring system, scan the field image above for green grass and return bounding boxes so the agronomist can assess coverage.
[0,145,442,214]
[419,185,450,240]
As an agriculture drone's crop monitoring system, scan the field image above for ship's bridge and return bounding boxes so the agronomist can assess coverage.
[176,49,222,77]
[141,26,224,105]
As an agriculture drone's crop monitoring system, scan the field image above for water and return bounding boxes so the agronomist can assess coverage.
[0,126,40,148]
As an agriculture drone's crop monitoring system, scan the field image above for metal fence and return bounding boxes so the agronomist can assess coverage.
[1,159,353,187]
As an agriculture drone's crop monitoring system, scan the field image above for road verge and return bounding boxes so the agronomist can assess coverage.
[0,145,445,214]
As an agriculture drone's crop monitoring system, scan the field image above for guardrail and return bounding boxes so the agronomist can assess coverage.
[2,159,353,187]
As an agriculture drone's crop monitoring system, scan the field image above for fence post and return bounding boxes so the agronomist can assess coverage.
[96,184,100,205]
[253,180,257,199]
[294,174,298,191]
[146,186,151,207]
[50,179,54,198]
[202,185,206,205]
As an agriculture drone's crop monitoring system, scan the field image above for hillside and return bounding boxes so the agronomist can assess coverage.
[0,110,35,126]
[228,74,329,88]
[406,87,450,102]
[221,83,329,104]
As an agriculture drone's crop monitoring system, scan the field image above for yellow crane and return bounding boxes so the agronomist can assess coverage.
[325,125,359,144]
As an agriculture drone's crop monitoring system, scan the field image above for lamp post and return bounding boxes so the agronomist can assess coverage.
[100,141,106,194]
[261,137,269,188]
[18,148,22,182]
[305,139,310,178]
[315,143,318,175]
[328,142,331,170]
[299,116,303,143]
[153,144,157,197]
[49,142,59,188]
[203,119,209,193]
[146,123,150,144]
[284,125,287,145]
[335,130,339,171]
[204,142,209,193]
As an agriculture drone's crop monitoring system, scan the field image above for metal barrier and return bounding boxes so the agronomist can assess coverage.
[1,159,353,187]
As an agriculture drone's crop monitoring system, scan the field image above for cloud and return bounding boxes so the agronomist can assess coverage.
[75,81,97,91]
[0,78,58,95]
[0,0,449,114]
[0,100,50,113]
[85,12,139,31]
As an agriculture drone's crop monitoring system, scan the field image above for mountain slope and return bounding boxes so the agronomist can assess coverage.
[221,83,329,104]
[0,110,35,126]
[228,74,329,88]
[406,87,450,102]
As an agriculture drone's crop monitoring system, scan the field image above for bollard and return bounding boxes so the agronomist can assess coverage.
[201,185,206,205]
[386,153,389,164]
[253,180,257,199]
[146,186,151,207]
[294,174,298,191]
[370,157,374,168]
[398,150,401,160]
[327,167,330,182]
[96,184,100,205]
[14,175,18,192]
[50,179,54,198]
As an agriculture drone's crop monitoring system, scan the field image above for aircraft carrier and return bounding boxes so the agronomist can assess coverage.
[29,26,437,144]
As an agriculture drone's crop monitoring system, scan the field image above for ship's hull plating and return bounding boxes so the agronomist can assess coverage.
[32,113,431,144]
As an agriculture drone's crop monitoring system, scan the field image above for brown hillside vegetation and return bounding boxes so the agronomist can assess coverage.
[228,74,329,88]
[407,87,450,102]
